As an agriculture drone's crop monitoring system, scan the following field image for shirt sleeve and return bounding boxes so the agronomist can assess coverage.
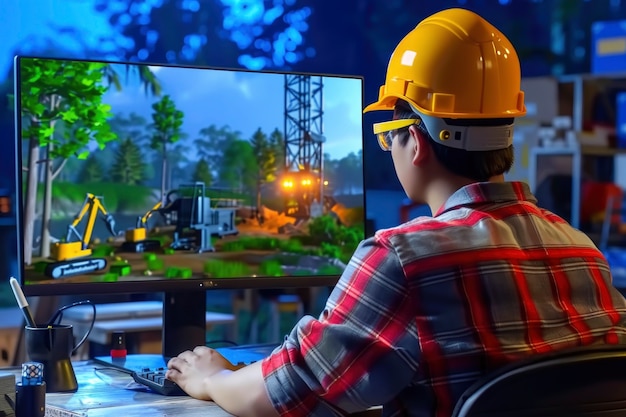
[261,236,422,416]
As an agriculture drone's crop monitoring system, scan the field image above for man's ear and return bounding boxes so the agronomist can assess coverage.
[409,125,430,166]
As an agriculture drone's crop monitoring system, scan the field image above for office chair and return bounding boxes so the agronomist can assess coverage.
[452,344,626,417]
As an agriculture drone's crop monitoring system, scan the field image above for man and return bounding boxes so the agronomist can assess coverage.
[166,8,626,417]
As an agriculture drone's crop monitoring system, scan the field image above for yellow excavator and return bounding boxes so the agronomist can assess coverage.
[121,201,163,252]
[46,193,118,279]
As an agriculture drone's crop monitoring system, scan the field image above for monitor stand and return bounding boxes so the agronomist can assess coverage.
[94,291,207,373]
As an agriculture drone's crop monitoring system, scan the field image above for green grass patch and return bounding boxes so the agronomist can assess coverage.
[95,273,119,282]
[203,260,250,278]
[218,221,358,265]
[146,257,165,271]
[92,245,115,257]
[109,262,131,276]
[143,252,158,261]
[165,266,193,278]
[220,236,302,253]
[259,260,282,276]
[179,267,193,278]
[33,261,49,273]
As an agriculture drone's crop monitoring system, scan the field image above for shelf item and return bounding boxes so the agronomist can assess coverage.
[529,146,582,228]
[529,145,626,230]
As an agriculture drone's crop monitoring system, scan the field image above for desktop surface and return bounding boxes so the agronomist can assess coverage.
[2,358,381,416]
[4,360,234,416]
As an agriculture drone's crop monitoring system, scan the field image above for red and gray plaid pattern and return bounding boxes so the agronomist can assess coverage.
[263,182,626,417]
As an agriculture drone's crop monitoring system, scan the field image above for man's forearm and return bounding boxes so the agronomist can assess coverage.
[205,360,279,417]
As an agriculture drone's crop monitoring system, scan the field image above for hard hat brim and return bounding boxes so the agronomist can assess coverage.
[363,95,398,113]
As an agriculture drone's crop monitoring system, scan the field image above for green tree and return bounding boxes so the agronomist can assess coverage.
[168,142,191,189]
[249,127,285,216]
[102,64,162,97]
[108,112,151,145]
[269,128,285,173]
[108,112,154,181]
[219,140,257,193]
[110,137,146,185]
[333,151,364,195]
[193,124,243,177]
[250,128,273,213]
[79,154,106,183]
[192,159,213,186]
[19,58,117,262]
[150,95,184,203]
[145,140,186,190]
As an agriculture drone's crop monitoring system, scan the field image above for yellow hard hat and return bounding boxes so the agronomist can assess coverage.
[364,8,526,119]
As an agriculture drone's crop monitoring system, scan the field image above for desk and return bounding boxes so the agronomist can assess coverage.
[67,312,236,345]
[4,360,234,416]
[2,361,382,417]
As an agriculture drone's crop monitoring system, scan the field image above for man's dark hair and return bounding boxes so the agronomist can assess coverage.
[393,100,514,182]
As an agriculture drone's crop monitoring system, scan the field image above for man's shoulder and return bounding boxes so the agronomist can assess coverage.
[374,216,441,240]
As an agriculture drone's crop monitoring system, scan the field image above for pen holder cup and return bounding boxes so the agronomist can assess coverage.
[25,324,87,393]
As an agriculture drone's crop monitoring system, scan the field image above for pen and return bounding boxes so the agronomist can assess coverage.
[9,277,37,328]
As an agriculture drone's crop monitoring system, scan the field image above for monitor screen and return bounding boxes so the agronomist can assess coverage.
[14,56,366,356]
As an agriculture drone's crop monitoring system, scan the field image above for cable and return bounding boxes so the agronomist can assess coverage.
[46,300,97,354]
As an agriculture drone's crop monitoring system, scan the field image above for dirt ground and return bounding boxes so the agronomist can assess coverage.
[24,203,357,286]
[26,210,305,285]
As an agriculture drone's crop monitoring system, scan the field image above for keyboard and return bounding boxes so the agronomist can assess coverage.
[104,343,279,396]
[131,367,186,396]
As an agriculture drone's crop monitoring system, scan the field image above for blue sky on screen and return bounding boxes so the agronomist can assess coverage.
[104,63,363,160]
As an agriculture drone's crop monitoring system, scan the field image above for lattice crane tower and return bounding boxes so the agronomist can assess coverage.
[282,74,326,218]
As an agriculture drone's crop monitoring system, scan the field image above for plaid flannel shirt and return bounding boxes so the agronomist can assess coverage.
[262,181,626,417]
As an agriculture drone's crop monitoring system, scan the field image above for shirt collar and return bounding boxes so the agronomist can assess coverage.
[435,181,538,217]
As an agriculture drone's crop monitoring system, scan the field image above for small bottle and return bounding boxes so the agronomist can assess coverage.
[111,330,127,359]
[15,362,46,417]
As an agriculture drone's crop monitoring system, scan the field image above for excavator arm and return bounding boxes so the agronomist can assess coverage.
[136,201,163,229]
[65,193,117,247]
[122,200,164,252]
[47,193,119,278]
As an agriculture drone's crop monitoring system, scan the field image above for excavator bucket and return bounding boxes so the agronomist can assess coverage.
[103,214,118,236]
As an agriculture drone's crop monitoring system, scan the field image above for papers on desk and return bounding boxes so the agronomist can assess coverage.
[46,403,86,417]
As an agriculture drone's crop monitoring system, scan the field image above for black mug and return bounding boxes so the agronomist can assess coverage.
[24,324,88,393]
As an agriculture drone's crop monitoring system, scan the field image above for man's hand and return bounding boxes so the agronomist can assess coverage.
[166,346,241,400]
[166,346,278,417]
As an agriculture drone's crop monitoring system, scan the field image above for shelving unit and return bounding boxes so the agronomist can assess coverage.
[526,72,626,231]
[557,72,626,132]
[529,146,582,228]
[529,145,626,229]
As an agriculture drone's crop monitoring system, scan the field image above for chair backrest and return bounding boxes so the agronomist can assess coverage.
[452,344,626,417]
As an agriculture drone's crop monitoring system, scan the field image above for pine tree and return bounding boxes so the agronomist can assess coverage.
[79,154,106,183]
[110,137,147,185]
[192,159,213,186]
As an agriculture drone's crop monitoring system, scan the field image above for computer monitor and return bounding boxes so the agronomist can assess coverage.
[13,56,366,358]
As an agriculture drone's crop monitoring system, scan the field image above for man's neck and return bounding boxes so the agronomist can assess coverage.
[426,174,505,216]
